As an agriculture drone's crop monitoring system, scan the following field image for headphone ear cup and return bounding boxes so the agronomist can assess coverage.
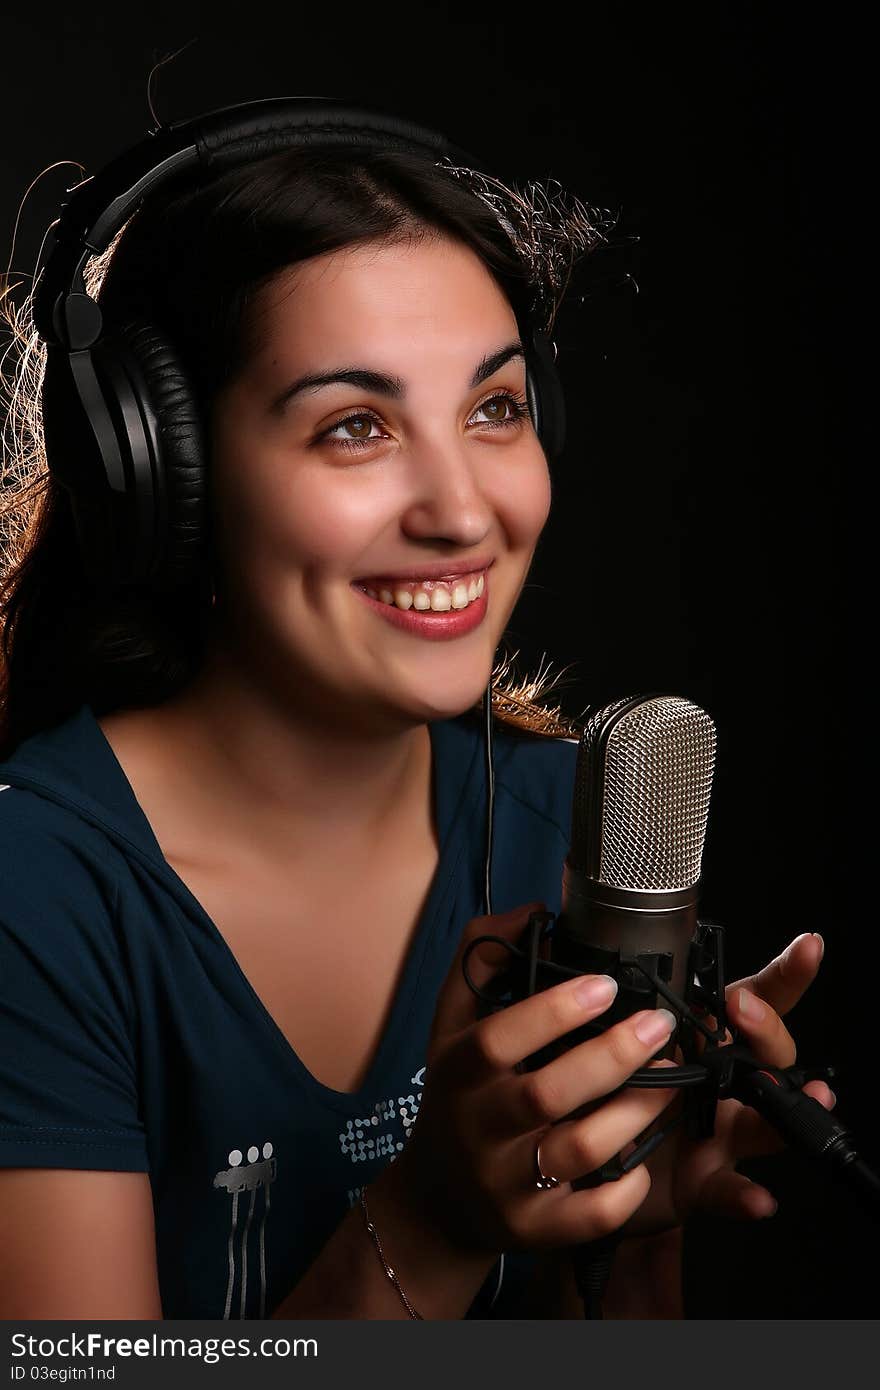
[93,321,208,593]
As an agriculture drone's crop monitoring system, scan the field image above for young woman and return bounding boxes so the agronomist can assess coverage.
[0,104,830,1320]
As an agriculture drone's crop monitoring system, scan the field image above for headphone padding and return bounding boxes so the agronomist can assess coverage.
[113,321,208,592]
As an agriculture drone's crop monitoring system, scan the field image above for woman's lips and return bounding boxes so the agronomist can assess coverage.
[353,557,495,587]
[350,572,489,641]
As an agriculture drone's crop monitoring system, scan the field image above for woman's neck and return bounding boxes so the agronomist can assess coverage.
[108,661,435,870]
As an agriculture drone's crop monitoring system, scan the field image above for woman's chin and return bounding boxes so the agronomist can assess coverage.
[388,676,491,727]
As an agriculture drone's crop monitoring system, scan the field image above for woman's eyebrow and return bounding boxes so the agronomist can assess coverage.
[271,340,525,412]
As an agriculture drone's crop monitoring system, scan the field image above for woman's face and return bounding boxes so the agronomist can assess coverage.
[208,233,552,733]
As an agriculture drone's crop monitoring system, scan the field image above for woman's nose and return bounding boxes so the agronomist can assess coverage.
[399,444,493,548]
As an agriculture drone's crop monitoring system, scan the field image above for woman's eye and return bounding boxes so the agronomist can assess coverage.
[322,413,385,448]
[471,392,530,428]
[317,390,531,455]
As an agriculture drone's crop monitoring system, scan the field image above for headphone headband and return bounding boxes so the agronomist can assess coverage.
[34,97,481,345]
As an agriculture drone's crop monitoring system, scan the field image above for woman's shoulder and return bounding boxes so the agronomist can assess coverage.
[0,704,144,895]
[0,780,126,983]
[0,780,142,1056]
[0,788,139,1053]
[0,779,121,890]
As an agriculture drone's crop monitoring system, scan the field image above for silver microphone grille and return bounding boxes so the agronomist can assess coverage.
[569,694,716,890]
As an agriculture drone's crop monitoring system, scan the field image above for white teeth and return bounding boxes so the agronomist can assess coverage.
[360,571,486,611]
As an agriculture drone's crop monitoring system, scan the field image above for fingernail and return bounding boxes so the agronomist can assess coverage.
[574,974,618,1010]
[634,1008,676,1045]
[812,932,825,960]
[738,989,766,1021]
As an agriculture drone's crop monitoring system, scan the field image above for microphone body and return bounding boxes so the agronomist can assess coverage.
[554,873,698,1031]
[550,692,716,1045]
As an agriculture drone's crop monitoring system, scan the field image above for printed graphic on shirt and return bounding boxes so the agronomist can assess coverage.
[212,1141,277,1320]
[210,1068,426,1317]
[343,1066,425,1207]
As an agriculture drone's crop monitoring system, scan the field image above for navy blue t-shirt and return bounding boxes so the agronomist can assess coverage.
[0,703,578,1319]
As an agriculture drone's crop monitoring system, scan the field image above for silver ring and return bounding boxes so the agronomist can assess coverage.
[534,1136,561,1190]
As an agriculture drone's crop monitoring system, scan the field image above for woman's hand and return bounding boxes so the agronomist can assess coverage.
[519,931,834,1319]
[382,902,683,1258]
[618,930,833,1237]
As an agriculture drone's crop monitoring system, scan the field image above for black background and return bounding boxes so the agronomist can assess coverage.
[2,4,864,1316]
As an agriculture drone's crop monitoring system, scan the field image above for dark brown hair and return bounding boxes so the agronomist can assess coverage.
[0,143,582,759]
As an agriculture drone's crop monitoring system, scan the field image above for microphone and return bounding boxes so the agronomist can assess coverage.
[547,693,880,1312]
[554,693,716,1038]
[462,692,879,1316]
[549,693,716,1317]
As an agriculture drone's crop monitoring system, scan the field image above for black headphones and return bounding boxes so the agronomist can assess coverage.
[33,95,567,596]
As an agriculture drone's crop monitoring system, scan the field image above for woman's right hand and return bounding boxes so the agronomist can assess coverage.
[381,901,679,1259]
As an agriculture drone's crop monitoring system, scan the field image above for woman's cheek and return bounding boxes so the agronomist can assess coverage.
[288,473,392,559]
[218,451,365,571]
[505,451,552,544]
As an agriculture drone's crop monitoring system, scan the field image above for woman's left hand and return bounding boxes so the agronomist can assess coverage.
[619,930,833,1236]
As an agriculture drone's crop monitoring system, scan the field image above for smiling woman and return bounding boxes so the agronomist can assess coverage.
[0,135,593,753]
[0,101,827,1325]
[0,105,612,1321]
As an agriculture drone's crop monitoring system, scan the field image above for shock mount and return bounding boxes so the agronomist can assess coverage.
[462,911,871,1194]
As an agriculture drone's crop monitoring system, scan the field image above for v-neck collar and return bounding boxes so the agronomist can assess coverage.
[1,703,486,1112]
